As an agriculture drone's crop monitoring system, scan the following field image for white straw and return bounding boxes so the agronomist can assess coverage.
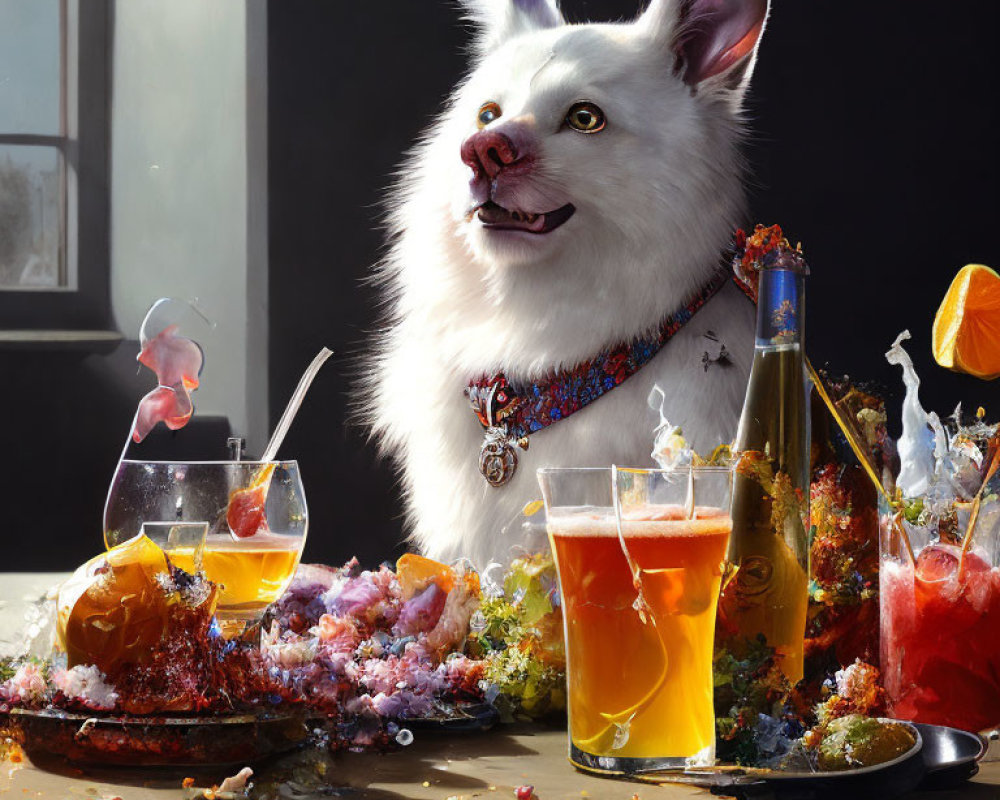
[261,347,333,462]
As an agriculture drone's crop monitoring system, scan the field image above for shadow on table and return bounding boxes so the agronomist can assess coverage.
[21,725,547,799]
[908,782,998,800]
[330,725,545,794]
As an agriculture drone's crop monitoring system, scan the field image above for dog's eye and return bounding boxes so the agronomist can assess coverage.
[477,102,502,129]
[565,102,606,134]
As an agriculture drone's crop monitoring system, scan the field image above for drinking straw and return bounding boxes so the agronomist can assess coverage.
[261,347,333,462]
[805,359,921,572]
[958,437,1000,580]
[891,510,916,567]
[806,358,890,503]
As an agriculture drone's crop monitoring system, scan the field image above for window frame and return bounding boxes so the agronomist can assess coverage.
[0,0,111,332]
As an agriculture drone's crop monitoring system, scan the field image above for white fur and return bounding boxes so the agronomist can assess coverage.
[365,0,766,567]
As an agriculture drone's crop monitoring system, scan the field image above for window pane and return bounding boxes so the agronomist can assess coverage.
[0,0,61,135]
[0,146,63,288]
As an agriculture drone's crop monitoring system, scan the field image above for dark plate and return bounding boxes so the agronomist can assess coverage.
[692,721,987,799]
[0,701,498,768]
[0,707,311,767]
[652,720,926,800]
[914,722,988,789]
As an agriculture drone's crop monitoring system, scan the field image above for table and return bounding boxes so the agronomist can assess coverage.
[2,574,999,799]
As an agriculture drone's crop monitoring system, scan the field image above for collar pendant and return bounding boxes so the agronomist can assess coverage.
[479,425,519,487]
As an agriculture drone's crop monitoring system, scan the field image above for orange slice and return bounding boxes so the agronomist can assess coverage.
[395,553,456,600]
[933,264,1000,380]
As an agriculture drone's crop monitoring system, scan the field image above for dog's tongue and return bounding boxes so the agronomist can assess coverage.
[478,202,546,232]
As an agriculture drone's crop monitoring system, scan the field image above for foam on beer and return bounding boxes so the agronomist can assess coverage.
[548,504,731,538]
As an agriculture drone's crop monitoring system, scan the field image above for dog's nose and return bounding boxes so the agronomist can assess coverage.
[461,130,521,181]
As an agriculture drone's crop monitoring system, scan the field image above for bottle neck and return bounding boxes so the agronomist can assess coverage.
[755,268,805,347]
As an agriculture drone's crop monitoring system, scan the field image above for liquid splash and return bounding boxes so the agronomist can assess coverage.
[885,331,939,497]
[648,386,693,470]
[132,299,207,443]
[103,299,211,539]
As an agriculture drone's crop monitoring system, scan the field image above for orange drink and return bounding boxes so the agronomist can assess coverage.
[169,533,303,615]
[539,466,732,774]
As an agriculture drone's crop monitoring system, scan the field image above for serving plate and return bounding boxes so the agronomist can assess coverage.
[652,720,988,800]
[0,707,311,767]
[632,720,931,799]
[0,700,498,768]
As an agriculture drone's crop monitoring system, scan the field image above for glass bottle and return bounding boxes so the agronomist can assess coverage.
[718,245,810,684]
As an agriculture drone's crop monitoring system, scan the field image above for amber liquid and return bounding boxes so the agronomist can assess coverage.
[549,506,731,761]
[168,534,302,614]
[720,340,810,685]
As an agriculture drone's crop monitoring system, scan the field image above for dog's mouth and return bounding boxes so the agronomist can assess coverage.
[474,200,575,234]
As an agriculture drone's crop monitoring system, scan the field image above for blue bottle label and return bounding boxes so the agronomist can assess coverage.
[757,269,803,346]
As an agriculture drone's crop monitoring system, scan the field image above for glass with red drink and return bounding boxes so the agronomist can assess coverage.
[880,507,1000,732]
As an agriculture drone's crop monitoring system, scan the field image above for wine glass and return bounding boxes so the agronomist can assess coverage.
[104,460,308,631]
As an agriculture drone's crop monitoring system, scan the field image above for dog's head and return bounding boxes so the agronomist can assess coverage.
[449,0,767,272]
[387,0,768,372]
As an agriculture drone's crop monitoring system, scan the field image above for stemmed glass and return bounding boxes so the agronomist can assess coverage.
[104,459,308,632]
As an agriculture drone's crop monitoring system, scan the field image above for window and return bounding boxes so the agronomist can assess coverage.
[0,0,110,331]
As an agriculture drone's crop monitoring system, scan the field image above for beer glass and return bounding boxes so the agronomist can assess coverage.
[539,465,732,774]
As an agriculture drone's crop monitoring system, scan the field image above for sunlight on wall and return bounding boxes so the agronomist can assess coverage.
[111,0,263,450]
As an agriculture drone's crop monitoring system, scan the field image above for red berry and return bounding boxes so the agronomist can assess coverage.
[515,786,534,800]
[227,486,266,538]
[916,543,990,582]
[915,543,961,581]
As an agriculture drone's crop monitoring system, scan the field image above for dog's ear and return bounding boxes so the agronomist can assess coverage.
[461,0,564,57]
[639,0,769,105]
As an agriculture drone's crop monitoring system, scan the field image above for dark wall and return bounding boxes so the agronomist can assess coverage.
[267,1,469,569]
[267,0,1000,568]
[0,346,231,571]
[746,1,1000,420]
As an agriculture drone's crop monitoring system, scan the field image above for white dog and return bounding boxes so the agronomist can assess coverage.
[367,0,768,568]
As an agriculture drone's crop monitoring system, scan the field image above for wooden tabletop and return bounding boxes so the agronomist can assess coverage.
[2,574,998,799]
[2,723,1000,800]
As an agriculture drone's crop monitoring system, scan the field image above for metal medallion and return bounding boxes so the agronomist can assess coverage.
[479,426,518,487]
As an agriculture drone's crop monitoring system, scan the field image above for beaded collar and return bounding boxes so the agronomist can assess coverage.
[466,268,737,487]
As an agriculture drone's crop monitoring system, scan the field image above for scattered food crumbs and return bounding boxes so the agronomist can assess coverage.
[218,767,253,793]
[515,786,534,800]
[631,794,640,800]
[183,778,196,788]
[422,780,431,787]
